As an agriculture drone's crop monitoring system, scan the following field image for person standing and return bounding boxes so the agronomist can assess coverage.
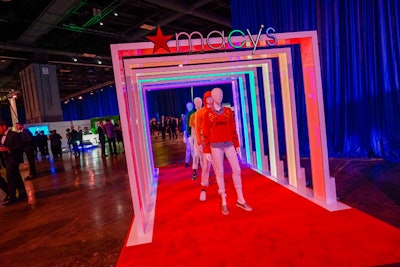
[66,128,72,152]
[170,117,178,139]
[77,126,84,153]
[37,130,49,159]
[49,130,63,159]
[0,171,8,202]
[70,126,80,157]
[160,115,167,141]
[114,121,124,153]
[97,121,107,157]
[104,119,117,155]
[15,122,37,180]
[0,120,27,205]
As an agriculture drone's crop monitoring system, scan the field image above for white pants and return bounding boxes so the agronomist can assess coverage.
[211,145,244,202]
[193,141,202,170]
[200,148,213,186]
[185,136,194,164]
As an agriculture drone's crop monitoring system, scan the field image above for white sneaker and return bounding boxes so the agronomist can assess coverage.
[199,189,206,201]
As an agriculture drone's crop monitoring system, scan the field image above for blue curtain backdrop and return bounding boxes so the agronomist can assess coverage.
[62,84,119,121]
[62,83,233,125]
[231,0,400,160]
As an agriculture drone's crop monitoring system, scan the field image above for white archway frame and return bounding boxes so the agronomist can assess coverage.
[111,31,348,246]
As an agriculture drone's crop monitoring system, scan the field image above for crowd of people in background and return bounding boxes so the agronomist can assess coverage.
[150,116,182,140]
[0,118,125,206]
[96,119,124,157]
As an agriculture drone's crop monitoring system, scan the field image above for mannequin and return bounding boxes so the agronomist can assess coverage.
[195,91,215,201]
[190,97,203,180]
[203,87,252,215]
[183,102,195,168]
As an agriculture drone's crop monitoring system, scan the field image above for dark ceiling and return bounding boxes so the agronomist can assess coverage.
[0,0,231,101]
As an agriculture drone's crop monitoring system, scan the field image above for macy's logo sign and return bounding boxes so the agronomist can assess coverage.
[146,25,277,55]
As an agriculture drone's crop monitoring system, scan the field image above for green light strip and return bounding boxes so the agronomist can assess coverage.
[248,72,262,170]
[82,4,114,27]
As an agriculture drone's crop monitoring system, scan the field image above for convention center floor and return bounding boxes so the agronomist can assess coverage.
[0,135,399,266]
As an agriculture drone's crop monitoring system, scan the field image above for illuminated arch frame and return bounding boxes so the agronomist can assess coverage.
[130,50,302,186]
[111,31,347,246]
[136,61,287,181]
[139,66,270,170]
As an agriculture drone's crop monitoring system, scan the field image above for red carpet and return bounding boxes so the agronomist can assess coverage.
[117,163,400,266]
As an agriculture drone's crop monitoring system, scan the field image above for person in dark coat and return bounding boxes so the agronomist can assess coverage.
[77,126,84,153]
[97,121,107,157]
[0,172,8,202]
[15,122,37,180]
[103,119,117,155]
[49,130,63,159]
[69,126,80,157]
[37,130,49,159]
[114,121,124,153]
[0,120,27,205]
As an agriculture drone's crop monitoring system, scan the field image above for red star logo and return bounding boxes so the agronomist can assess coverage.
[145,26,173,53]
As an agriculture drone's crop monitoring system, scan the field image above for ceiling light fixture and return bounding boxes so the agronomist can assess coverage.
[97,60,102,64]
[99,22,104,26]
[82,53,96,58]
[73,58,78,62]
[60,69,72,73]
[114,12,118,16]
[140,24,156,31]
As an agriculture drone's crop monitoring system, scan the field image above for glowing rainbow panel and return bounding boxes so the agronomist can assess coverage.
[127,51,299,181]
[134,60,289,177]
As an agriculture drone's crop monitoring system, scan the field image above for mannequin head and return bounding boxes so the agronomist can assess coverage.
[193,97,202,110]
[186,102,194,111]
[203,91,213,107]
[211,87,223,105]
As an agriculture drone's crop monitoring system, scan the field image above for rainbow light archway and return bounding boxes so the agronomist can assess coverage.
[135,59,290,181]
[111,31,348,246]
